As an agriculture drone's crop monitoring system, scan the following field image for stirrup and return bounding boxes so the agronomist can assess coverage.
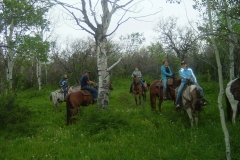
[175,104,180,108]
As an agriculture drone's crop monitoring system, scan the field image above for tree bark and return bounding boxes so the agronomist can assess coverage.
[223,0,237,80]
[207,0,231,159]
[5,20,15,90]
[36,57,42,90]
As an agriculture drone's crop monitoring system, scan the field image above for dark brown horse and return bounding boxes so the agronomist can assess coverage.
[66,83,113,125]
[132,75,143,105]
[142,80,148,101]
[149,78,181,112]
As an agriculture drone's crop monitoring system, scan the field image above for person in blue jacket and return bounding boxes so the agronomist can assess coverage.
[80,70,98,103]
[160,60,173,99]
[175,61,205,108]
[59,74,70,100]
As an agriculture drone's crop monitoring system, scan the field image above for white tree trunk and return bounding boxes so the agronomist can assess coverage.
[6,57,14,90]
[36,57,42,90]
[5,20,15,90]
[96,36,110,109]
[223,0,237,80]
[207,0,231,159]
[45,62,48,85]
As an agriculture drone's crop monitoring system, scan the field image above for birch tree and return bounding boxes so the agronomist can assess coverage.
[206,0,231,159]
[54,0,159,109]
[1,0,51,90]
[222,0,237,80]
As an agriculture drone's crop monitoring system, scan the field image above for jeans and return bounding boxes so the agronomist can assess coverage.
[82,86,98,99]
[162,79,167,95]
[61,87,68,99]
[176,81,204,104]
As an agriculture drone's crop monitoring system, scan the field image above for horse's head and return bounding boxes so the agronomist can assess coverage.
[191,87,204,111]
[133,75,140,84]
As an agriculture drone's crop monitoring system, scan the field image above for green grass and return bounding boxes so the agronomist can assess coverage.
[0,78,239,160]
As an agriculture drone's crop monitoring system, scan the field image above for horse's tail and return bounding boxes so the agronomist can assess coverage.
[225,94,232,122]
[66,94,72,125]
[50,93,52,102]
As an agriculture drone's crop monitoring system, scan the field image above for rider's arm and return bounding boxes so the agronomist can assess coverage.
[138,71,142,78]
[131,71,135,77]
[189,68,198,84]
[179,68,188,80]
[59,79,64,87]
[87,80,96,85]
[161,66,172,77]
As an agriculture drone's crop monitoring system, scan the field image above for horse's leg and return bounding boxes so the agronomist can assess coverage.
[57,102,62,112]
[158,98,163,113]
[150,93,157,110]
[232,104,237,124]
[230,99,238,124]
[194,111,199,126]
[186,108,194,127]
[73,104,78,124]
[134,95,138,105]
[139,94,141,105]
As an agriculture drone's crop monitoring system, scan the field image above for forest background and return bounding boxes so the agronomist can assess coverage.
[1,0,240,159]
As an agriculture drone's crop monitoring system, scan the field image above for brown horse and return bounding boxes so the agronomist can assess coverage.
[149,78,181,112]
[142,80,148,101]
[66,83,113,125]
[132,75,143,105]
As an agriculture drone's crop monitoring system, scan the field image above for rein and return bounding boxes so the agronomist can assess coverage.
[182,96,204,107]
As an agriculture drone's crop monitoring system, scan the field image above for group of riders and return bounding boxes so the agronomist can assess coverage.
[59,70,98,103]
[58,60,206,108]
[161,60,206,108]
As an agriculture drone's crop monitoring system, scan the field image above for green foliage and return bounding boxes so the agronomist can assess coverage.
[0,78,239,159]
[0,93,33,137]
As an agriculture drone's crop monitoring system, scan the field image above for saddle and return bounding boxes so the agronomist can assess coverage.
[230,78,240,101]
[155,78,174,88]
[80,89,92,96]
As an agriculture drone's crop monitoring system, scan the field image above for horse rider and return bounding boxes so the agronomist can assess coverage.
[59,74,70,100]
[80,70,98,103]
[129,66,147,93]
[175,61,206,108]
[160,60,173,100]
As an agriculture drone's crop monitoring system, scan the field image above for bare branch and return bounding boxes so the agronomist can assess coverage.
[107,57,122,71]
[89,0,100,25]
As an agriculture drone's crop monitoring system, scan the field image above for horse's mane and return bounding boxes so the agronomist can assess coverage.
[133,75,140,83]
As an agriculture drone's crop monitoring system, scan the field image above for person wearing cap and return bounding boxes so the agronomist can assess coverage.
[59,74,70,100]
[129,66,147,93]
[160,60,173,99]
[80,70,98,102]
[175,61,205,108]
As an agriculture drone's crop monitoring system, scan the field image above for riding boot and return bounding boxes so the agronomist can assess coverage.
[143,86,147,92]
[203,98,207,106]
[163,94,167,100]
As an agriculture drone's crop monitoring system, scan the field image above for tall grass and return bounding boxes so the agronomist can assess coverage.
[0,78,239,160]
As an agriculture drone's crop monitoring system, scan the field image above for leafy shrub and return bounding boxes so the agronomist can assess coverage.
[0,93,33,138]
